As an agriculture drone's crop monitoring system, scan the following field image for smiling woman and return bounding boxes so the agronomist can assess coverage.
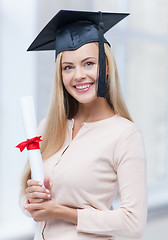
[19,10,147,240]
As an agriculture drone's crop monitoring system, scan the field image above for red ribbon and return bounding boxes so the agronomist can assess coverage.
[16,136,43,152]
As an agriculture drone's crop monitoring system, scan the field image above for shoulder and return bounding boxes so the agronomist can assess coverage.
[108,114,145,158]
[106,114,141,140]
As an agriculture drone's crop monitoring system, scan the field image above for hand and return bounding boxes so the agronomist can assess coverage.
[24,201,77,224]
[26,177,52,203]
[25,177,77,224]
[24,200,62,222]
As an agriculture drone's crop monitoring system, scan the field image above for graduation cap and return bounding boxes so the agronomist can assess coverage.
[27,10,129,98]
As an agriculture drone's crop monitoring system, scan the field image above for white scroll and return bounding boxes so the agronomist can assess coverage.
[19,96,44,183]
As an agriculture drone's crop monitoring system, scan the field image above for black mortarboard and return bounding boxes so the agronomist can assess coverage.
[27,10,129,98]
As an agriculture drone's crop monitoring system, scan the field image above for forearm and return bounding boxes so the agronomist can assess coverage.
[58,204,77,225]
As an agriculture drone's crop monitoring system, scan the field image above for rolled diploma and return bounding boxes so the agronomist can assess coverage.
[20,96,44,183]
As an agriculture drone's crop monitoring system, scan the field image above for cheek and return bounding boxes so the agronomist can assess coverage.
[86,67,98,80]
[62,73,71,89]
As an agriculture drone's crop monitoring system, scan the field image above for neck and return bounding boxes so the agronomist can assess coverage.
[75,98,114,123]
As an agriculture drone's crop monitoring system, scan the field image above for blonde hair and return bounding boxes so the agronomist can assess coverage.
[21,42,132,192]
[104,44,132,121]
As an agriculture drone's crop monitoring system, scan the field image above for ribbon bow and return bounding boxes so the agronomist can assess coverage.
[16,136,43,152]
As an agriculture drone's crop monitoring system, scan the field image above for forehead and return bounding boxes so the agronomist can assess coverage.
[61,42,99,61]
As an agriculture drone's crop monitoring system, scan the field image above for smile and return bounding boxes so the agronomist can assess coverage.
[74,83,94,92]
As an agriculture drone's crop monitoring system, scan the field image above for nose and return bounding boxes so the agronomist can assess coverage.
[74,66,86,81]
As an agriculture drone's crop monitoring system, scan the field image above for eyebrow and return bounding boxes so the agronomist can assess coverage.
[62,57,97,65]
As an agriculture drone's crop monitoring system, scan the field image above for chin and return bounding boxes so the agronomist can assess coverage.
[66,86,98,104]
[74,95,97,104]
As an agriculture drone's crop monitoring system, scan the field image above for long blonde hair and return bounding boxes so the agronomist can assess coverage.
[21,42,132,192]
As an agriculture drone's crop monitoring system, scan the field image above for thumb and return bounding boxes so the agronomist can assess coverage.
[44,177,51,191]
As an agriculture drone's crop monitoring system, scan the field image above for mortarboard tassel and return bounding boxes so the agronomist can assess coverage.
[97,11,106,98]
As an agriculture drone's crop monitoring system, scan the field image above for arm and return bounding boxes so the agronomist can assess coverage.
[76,131,147,238]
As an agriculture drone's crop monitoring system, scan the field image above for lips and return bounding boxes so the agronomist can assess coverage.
[73,82,94,92]
[75,84,92,89]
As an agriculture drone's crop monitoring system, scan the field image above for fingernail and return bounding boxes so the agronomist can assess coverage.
[24,204,28,209]
[39,182,42,186]
[46,189,49,193]
[48,194,51,198]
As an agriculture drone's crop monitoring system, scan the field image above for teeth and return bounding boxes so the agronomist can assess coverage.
[76,84,91,89]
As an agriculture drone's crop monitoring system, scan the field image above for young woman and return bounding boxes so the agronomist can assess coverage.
[20,10,147,240]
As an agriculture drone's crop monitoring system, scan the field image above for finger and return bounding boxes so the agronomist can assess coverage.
[26,184,51,203]
[44,177,51,191]
[24,203,44,212]
[44,177,54,199]
[27,198,44,203]
[27,179,43,187]
[26,186,49,194]
[26,192,51,201]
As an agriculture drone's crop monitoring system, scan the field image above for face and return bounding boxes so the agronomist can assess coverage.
[61,42,99,104]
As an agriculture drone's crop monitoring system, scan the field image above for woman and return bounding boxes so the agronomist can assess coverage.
[20,10,147,240]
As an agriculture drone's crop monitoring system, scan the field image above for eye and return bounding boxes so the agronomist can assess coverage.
[85,62,94,67]
[63,65,73,71]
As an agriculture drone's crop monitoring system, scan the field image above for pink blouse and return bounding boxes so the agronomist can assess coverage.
[21,114,147,240]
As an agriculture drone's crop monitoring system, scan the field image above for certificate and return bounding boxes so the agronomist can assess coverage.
[16,96,44,183]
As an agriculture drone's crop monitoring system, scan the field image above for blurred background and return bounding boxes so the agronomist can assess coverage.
[0,0,168,239]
